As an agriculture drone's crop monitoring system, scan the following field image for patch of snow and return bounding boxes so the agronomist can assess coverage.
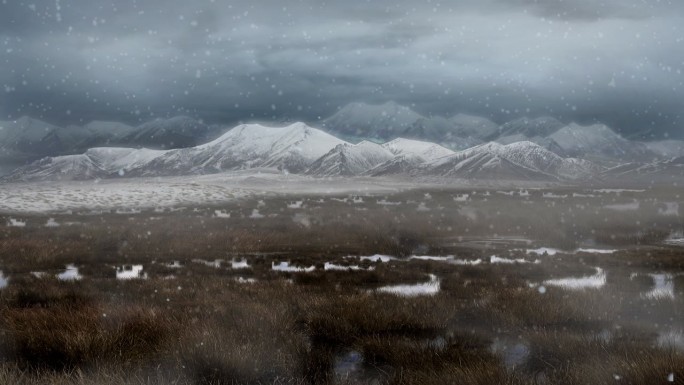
[165,261,183,269]
[271,261,315,273]
[236,277,257,284]
[377,274,440,297]
[544,268,606,290]
[193,259,223,268]
[231,259,250,269]
[543,192,567,199]
[249,209,264,219]
[605,200,640,211]
[324,262,369,271]
[115,208,141,214]
[526,247,562,256]
[377,199,401,206]
[116,265,146,280]
[287,200,304,209]
[659,202,679,216]
[409,255,455,262]
[214,210,231,218]
[576,248,617,254]
[357,254,396,263]
[416,202,430,212]
[453,194,469,202]
[7,218,26,227]
[657,330,684,352]
[593,189,645,194]
[490,255,539,264]
[450,258,483,265]
[642,274,675,300]
[665,231,684,246]
[45,218,60,227]
[382,138,455,161]
[57,264,82,281]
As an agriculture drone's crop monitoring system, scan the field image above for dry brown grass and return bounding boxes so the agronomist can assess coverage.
[0,187,682,384]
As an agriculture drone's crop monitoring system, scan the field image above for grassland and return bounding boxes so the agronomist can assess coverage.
[0,186,682,384]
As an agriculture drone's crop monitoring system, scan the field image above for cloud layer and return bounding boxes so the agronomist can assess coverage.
[1,0,683,138]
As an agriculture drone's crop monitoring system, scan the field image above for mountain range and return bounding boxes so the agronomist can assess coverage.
[2,102,683,183]
[0,116,226,174]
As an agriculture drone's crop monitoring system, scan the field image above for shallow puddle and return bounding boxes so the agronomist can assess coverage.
[543,267,606,290]
[57,264,82,281]
[642,274,675,300]
[377,274,440,297]
[0,271,8,289]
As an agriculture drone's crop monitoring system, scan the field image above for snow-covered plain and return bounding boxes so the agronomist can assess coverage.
[0,172,419,213]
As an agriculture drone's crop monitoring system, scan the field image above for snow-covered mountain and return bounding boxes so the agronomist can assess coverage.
[549,123,652,161]
[4,113,683,184]
[307,141,395,176]
[0,116,231,176]
[603,156,684,184]
[381,138,454,162]
[132,122,348,176]
[3,122,347,181]
[1,147,168,182]
[416,141,598,181]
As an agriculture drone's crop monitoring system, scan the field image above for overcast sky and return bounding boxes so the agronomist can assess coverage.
[1,0,683,138]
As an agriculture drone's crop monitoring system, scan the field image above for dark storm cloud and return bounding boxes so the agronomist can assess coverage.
[0,0,683,138]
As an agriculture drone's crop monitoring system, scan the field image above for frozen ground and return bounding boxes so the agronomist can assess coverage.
[0,171,410,213]
[0,169,560,213]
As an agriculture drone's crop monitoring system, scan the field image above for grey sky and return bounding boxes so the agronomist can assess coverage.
[0,0,683,138]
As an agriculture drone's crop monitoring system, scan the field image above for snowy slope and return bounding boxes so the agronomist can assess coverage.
[366,154,426,176]
[382,138,454,162]
[5,122,346,180]
[3,154,107,181]
[549,123,652,161]
[421,141,597,181]
[2,147,169,182]
[85,148,168,173]
[128,122,348,176]
[425,150,555,181]
[603,156,684,183]
[306,141,395,176]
